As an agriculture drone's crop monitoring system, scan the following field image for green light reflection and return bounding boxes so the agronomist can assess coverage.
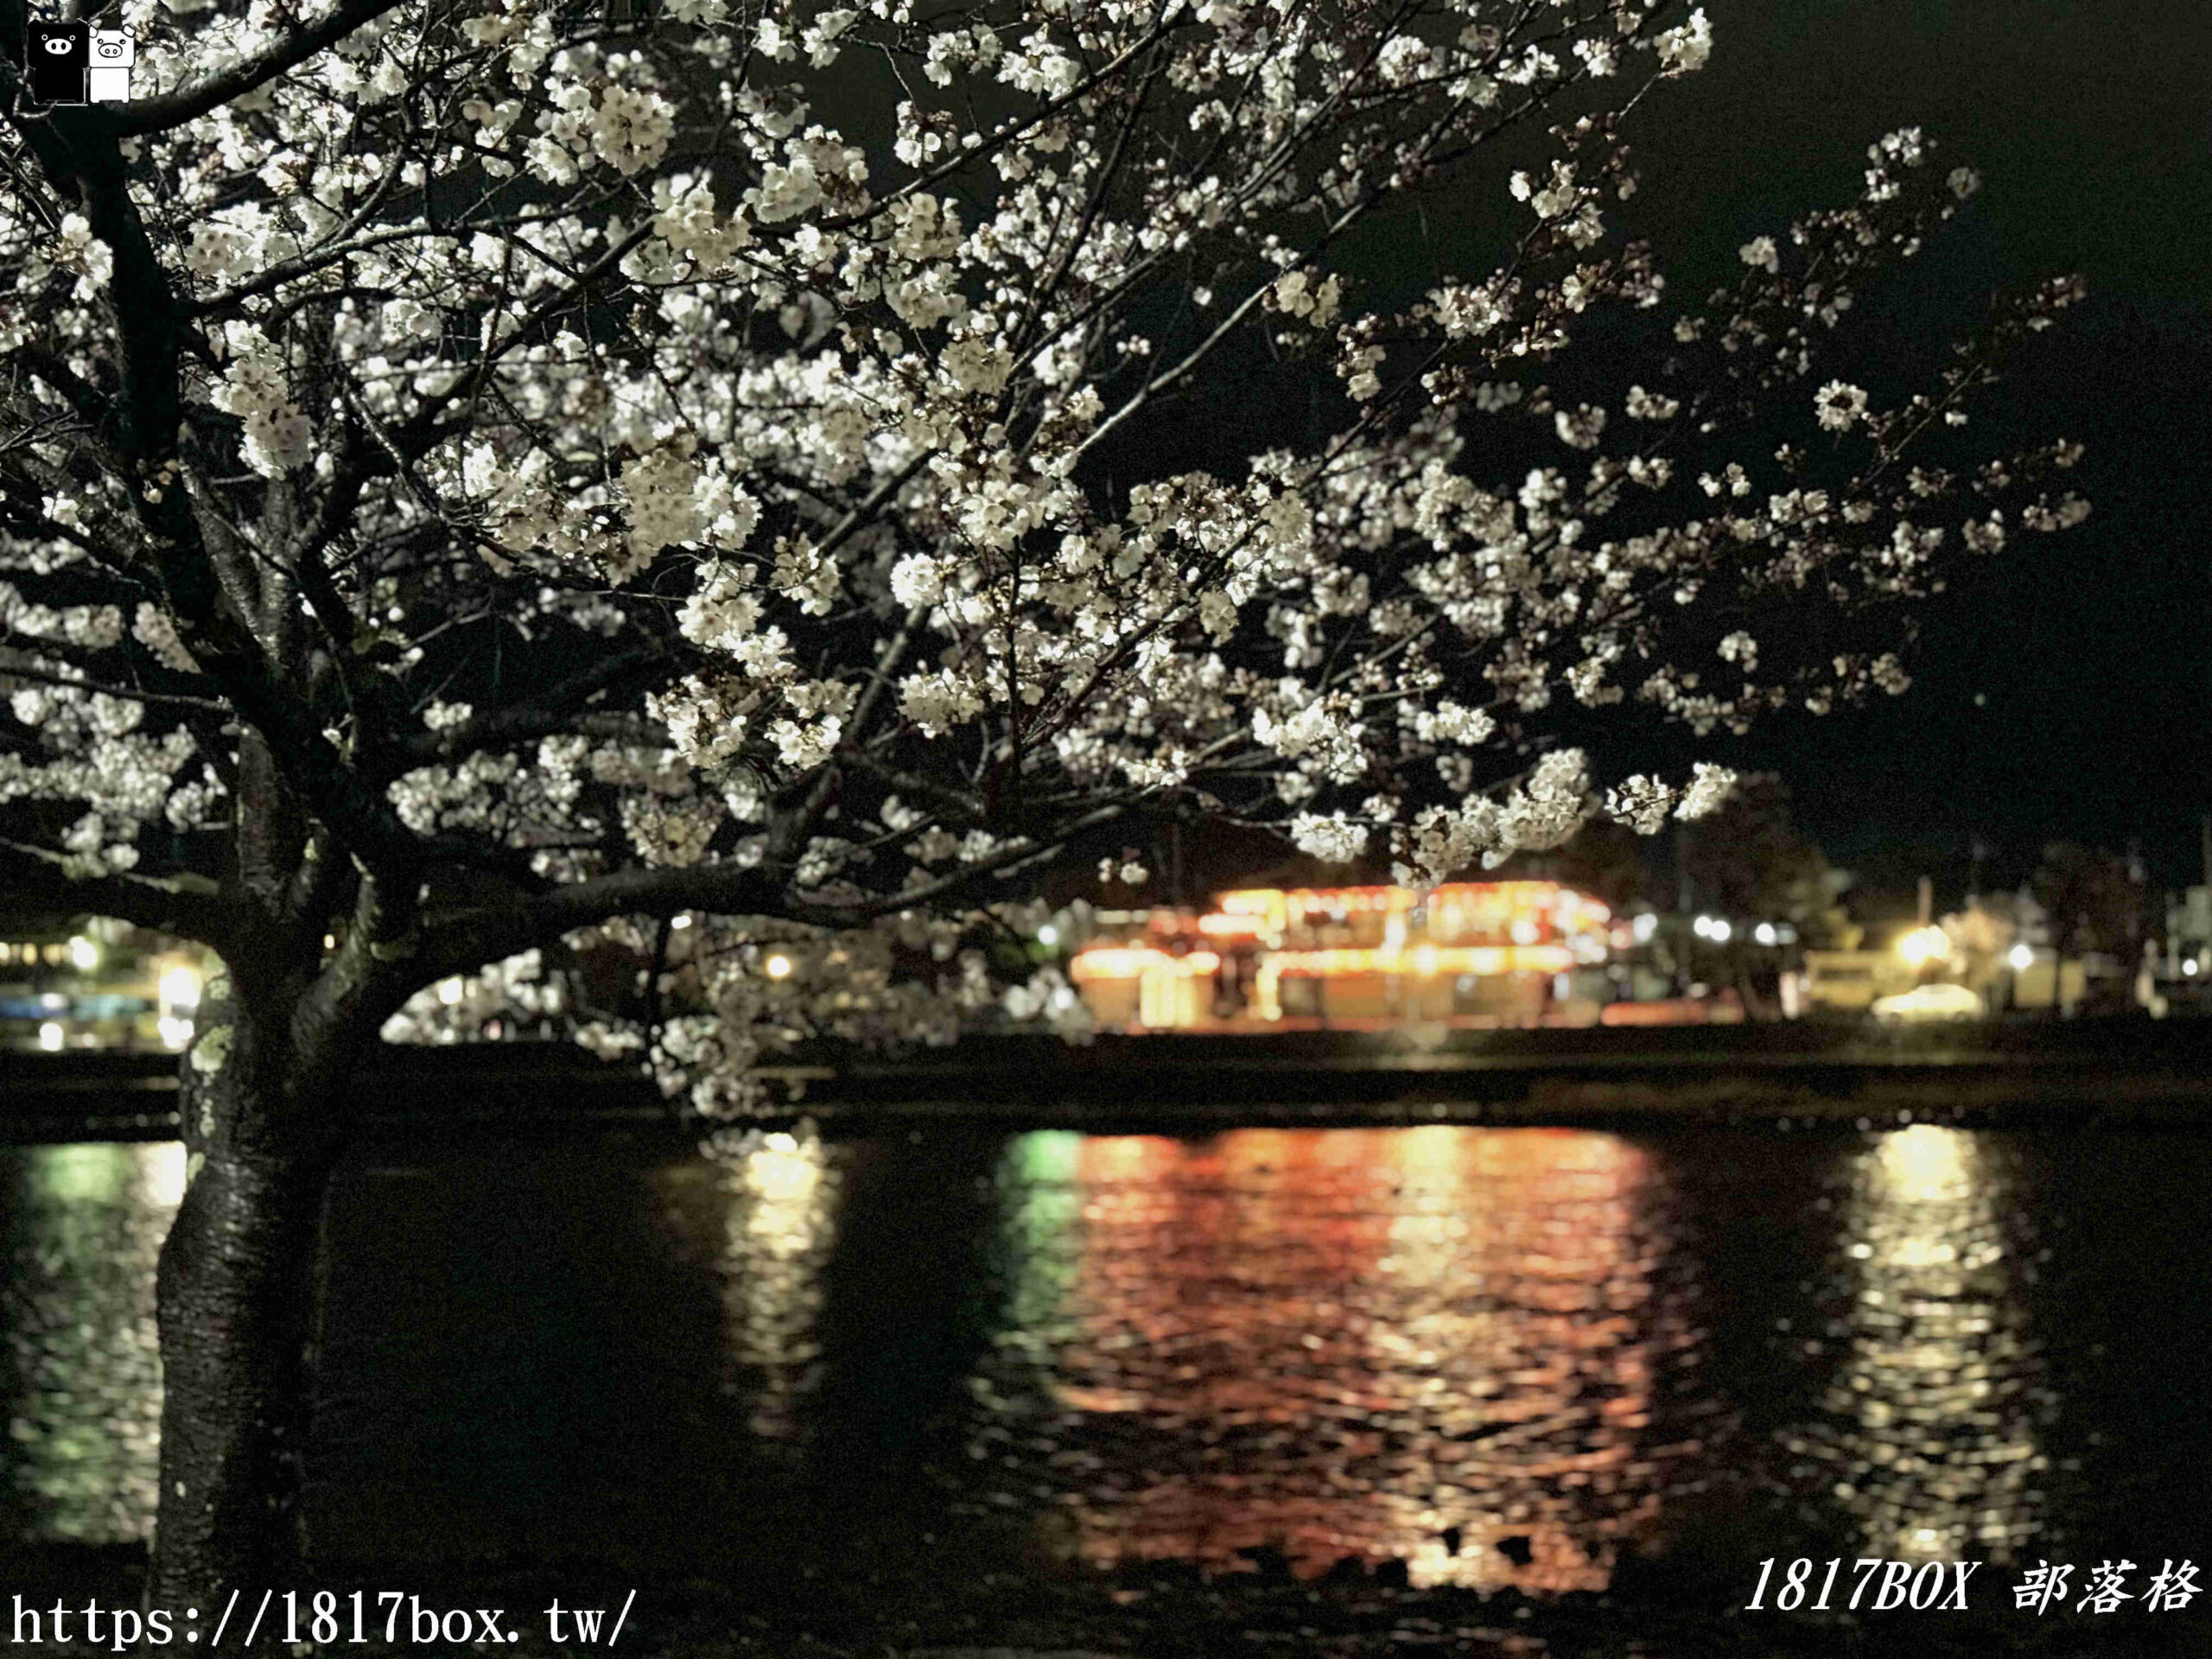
[1,1142,181,1541]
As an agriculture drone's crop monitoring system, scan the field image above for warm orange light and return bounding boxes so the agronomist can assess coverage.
[1071,947,1161,982]
[1050,1126,1661,1592]
[1217,891,1287,916]
[1897,926,1951,969]
[1197,912,1267,937]
[1202,882,1607,953]
[1218,886,1417,918]
[1071,947,1222,982]
[1262,944,1572,977]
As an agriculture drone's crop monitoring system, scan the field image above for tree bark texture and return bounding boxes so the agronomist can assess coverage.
[148,988,345,1610]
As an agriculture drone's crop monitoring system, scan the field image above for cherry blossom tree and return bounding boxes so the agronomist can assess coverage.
[0,0,2088,1599]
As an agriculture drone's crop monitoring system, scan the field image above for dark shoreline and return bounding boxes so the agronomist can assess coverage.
[9,1019,2212,1142]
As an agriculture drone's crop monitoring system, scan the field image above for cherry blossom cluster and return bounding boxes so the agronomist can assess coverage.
[0,0,2088,1114]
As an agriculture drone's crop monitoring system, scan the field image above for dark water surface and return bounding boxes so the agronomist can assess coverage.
[1,1124,2208,1615]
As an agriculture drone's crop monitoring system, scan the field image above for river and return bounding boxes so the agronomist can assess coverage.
[0,1122,2206,1635]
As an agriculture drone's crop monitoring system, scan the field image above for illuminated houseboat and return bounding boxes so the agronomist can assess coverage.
[1071,881,1615,1031]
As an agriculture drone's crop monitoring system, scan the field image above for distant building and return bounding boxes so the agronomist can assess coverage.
[1801,950,1916,1014]
[2169,886,2212,966]
[1071,881,1615,1031]
[2008,956,2088,1014]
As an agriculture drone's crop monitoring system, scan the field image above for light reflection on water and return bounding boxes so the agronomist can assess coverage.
[0,1124,2193,1594]
[0,1143,181,1542]
[1788,1125,2050,1563]
[969,1127,1716,1592]
[715,1133,839,1447]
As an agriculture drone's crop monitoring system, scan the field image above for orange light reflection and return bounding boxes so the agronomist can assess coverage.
[976,1127,1706,1596]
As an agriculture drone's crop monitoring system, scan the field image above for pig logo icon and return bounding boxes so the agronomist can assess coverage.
[88,27,133,101]
[25,21,88,105]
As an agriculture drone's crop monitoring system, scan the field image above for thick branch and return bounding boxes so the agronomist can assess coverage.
[398,796,1133,1013]
[384,645,669,771]
[99,0,404,137]
[0,838,230,946]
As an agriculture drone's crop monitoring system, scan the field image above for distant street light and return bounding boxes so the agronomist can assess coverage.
[765,953,793,979]
[37,1022,62,1052]
[2188,958,2202,977]
[1899,925,1951,969]
[2007,942,2033,972]
[1693,914,1714,938]
[1709,919,1733,944]
[1037,924,1059,947]
[158,964,202,1012]
[67,937,98,972]
[1754,922,1777,946]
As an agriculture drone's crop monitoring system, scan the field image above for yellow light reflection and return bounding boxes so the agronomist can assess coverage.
[717,1134,838,1446]
[1795,1127,2046,1562]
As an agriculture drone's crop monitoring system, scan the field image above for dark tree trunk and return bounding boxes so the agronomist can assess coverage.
[149,1147,335,1606]
[148,987,346,1609]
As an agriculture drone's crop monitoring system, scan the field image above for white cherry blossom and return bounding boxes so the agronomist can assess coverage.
[0,0,2094,1592]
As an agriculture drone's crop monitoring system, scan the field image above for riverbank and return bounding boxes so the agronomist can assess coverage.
[8,1018,2212,1141]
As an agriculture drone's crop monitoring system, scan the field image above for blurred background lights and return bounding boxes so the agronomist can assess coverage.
[1899,926,1952,969]
[157,964,200,1012]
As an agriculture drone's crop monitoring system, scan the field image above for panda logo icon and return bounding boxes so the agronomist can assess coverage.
[88,27,133,101]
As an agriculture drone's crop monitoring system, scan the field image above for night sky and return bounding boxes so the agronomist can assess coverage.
[1586,0,2212,902]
